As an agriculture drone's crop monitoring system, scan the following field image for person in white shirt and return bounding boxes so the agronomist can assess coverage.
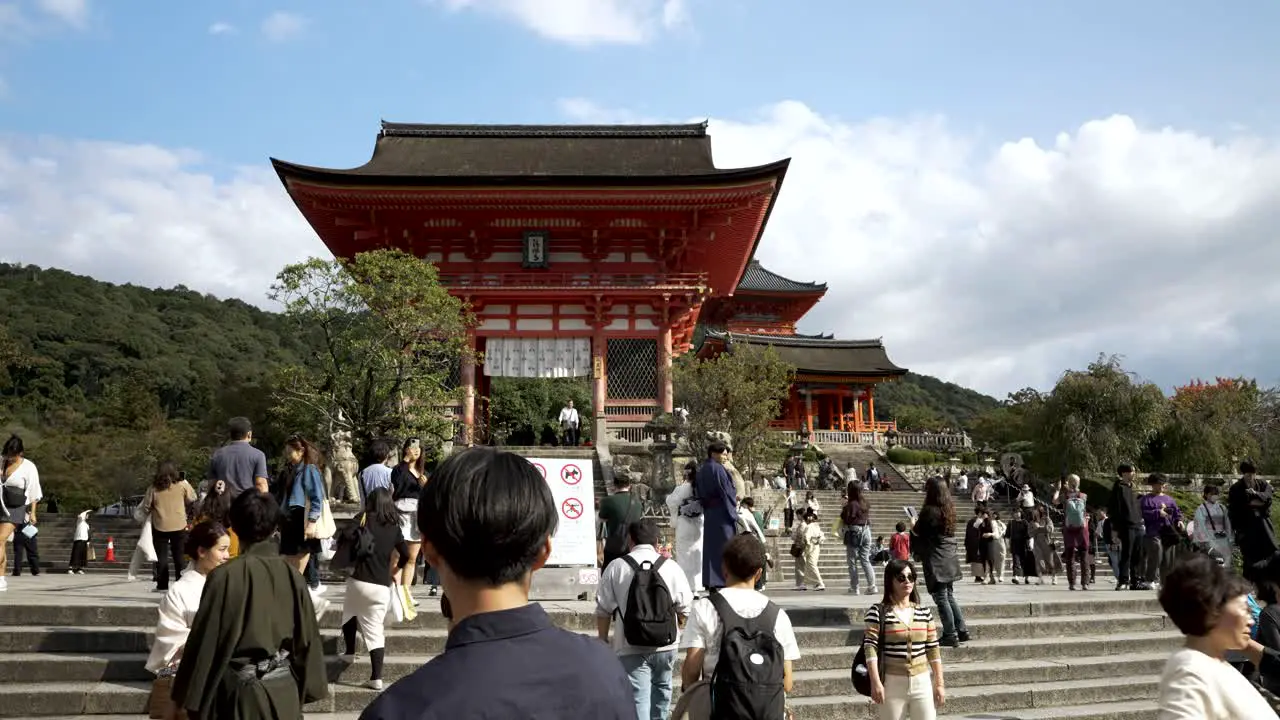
[69,510,92,574]
[596,519,694,720]
[0,434,43,591]
[558,400,581,446]
[664,462,704,592]
[146,521,232,677]
[1156,553,1278,719]
[679,534,800,696]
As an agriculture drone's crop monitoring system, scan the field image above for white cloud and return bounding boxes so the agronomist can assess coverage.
[0,136,326,305]
[208,21,236,36]
[560,99,1280,396]
[3,103,1280,397]
[434,0,687,46]
[35,0,87,28]
[260,11,305,42]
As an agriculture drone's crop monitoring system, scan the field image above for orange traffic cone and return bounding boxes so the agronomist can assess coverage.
[105,536,116,562]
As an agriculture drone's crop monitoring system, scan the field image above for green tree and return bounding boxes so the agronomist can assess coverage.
[1160,377,1264,474]
[969,387,1044,449]
[488,377,592,445]
[673,345,794,482]
[1036,354,1168,475]
[891,404,943,432]
[268,250,473,454]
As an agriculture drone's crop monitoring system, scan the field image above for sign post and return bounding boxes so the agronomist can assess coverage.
[525,457,599,600]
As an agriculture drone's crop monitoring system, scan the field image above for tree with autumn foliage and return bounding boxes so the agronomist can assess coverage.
[1158,377,1265,474]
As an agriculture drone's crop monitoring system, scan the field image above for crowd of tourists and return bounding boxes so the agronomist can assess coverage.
[10,414,1280,718]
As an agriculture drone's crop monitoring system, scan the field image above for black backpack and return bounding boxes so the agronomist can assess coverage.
[620,556,678,647]
[708,593,786,720]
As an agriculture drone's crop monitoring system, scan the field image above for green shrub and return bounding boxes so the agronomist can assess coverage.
[1079,476,1114,510]
[886,447,936,465]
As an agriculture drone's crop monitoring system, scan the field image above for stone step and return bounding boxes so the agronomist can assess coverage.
[0,672,1161,717]
[0,611,1166,656]
[937,699,1158,720]
[786,674,1159,720]
[0,594,1162,628]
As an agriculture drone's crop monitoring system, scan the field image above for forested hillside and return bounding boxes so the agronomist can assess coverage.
[0,264,310,510]
[873,372,1001,430]
[0,263,999,508]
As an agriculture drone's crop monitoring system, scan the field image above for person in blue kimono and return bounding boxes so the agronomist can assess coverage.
[695,440,738,591]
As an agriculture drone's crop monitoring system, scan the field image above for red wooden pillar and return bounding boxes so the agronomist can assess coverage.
[592,328,607,421]
[867,385,877,428]
[461,330,477,446]
[658,325,674,414]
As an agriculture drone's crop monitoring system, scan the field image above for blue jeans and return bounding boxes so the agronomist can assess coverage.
[619,650,676,720]
[844,525,875,591]
[929,582,968,642]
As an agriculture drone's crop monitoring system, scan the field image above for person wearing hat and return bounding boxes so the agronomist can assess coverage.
[1139,473,1182,588]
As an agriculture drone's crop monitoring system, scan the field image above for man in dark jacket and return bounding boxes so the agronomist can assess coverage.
[1107,463,1145,591]
[1229,459,1279,584]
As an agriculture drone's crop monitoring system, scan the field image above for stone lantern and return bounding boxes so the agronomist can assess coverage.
[947,446,962,476]
[643,414,679,494]
[885,428,899,449]
[981,445,997,477]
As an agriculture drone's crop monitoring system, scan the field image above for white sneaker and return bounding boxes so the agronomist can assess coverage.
[0,576,7,591]
[866,586,878,595]
[365,679,384,691]
[312,584,327,596]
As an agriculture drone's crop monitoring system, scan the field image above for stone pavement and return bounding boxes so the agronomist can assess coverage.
[0,573,1167,719]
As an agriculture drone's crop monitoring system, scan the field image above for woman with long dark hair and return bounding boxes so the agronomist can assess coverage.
[146,521,232,675]
[194,480,238,557]
[664,460,704,593]
[839,481,876,595]
[864,558,945,718]
[0,434,42,590]
[913,477,969,647]
[390,438,426,588]
[138,461,197,592]
[341,488,409,691]
[280,436,327,599]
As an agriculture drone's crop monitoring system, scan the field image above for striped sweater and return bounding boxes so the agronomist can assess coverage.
[863,603,941,677]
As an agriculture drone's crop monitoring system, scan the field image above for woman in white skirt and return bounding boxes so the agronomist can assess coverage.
[389,437,427,590]
[664,461,704,592]
[341,488,409,691]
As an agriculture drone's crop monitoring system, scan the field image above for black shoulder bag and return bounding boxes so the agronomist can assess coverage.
[851,603,887,696]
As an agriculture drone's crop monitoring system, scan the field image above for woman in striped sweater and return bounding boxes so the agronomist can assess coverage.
[864,558,946,719]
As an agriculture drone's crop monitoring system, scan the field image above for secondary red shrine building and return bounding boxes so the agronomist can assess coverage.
[694,262,907,436]
[273,121,906,442]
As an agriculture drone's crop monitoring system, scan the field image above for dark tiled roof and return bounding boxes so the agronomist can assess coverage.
[273,121,787,179]
[736,261,827,293]
[703,330,907,377]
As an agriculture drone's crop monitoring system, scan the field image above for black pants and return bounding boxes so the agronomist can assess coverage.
[69,540,89,570]
[563,426,579,446]
[784,508,794,531]
[1117,525,1144,587]
[152,528,186,590]
[12,526,39,575]
[304,554,320,589]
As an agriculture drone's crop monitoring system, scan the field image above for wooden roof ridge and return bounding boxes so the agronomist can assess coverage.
[706,329,889,349]
[379,121,710,139]
[736,261,828,294]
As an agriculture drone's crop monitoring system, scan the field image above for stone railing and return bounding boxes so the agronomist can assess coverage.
[892,432,972,450]
[769,430,880,446]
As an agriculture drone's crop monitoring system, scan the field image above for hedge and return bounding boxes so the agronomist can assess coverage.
[886,447,937,465]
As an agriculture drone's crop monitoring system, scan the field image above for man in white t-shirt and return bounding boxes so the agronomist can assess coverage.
[679,535,800,704]
[596,518,694,720]
[559,400,580,446]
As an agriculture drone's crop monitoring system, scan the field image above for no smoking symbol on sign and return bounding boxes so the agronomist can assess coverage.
[561,498,583,520]
[561,464,582,485]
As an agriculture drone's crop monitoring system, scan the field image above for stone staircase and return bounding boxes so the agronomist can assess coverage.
[772,489,1113,591]
[813,444,913,490]
[0,576,1164,719]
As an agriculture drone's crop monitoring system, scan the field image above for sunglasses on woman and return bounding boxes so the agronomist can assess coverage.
[895,573,915,584]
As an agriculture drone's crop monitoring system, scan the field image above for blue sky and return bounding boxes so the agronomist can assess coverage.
[5,1,1277,169]
[2,0,1280,397]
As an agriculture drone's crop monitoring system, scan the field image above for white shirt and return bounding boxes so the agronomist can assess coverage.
[145,566,207,673]
[595,545,694,655]
[559,406,579,428]
[2,459,42,508]
[73,511,90,542]
[680,587,802,679]
[1157,646,1277,719]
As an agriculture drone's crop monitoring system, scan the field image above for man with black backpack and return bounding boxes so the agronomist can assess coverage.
[678,534,800,720]
[596,519,695,720]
